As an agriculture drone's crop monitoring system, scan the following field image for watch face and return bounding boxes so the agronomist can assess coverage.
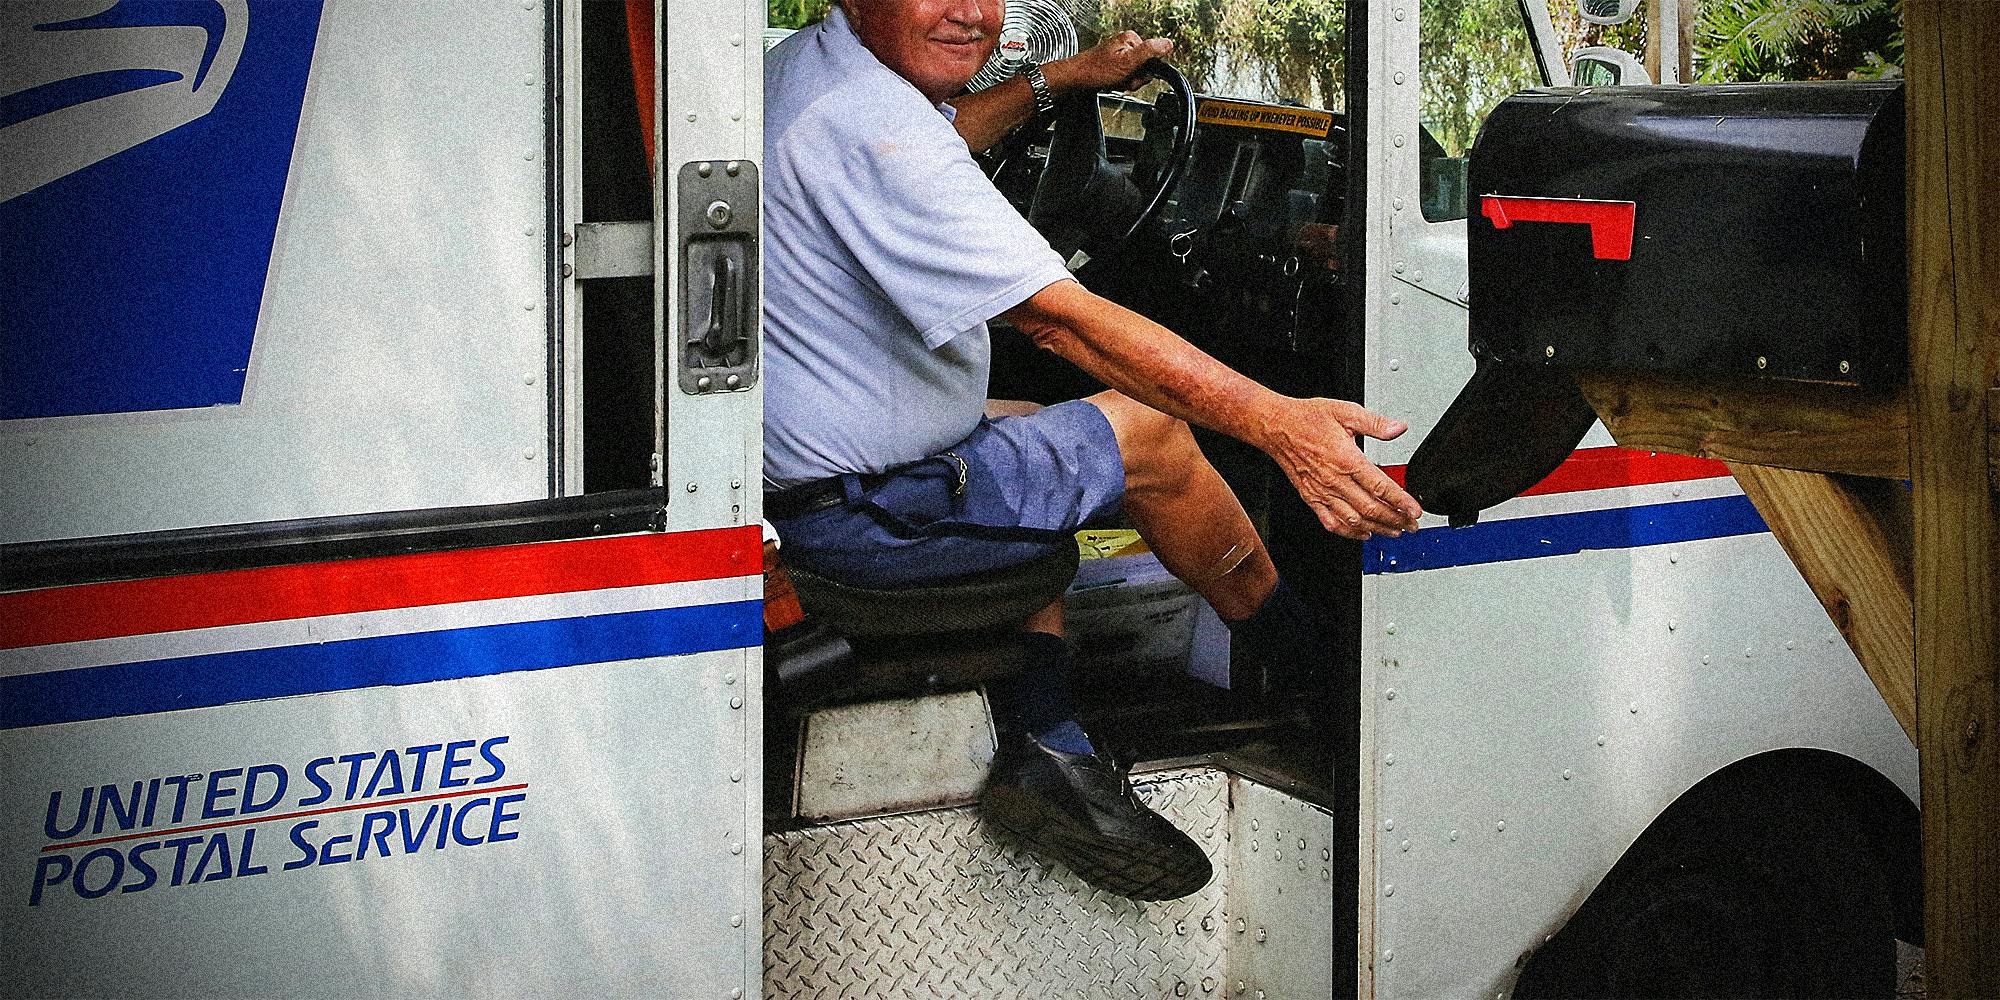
[997,26,1031,68]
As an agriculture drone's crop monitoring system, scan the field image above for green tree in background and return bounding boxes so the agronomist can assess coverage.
[1418,0,1542,156]
[769,0,831,30]
[1693,0,1902,81]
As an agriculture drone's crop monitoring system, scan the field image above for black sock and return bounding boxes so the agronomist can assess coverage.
[1225,578,1322,690]
[986,632,1094,754]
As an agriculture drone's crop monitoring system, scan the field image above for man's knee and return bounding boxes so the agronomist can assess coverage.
[1088,391,1199,488]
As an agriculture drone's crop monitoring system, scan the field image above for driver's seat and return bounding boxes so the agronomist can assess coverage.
[765,542,1078,717]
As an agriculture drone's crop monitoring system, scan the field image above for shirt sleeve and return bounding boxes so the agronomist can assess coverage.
[784,98,1073,349]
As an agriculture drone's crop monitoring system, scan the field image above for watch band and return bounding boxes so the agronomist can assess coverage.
[1023,60,1056,114]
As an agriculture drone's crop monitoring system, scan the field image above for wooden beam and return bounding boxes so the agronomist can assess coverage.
[1728,464,1915,743]
[1577,371,1909,479]
[1907,3,2000,994]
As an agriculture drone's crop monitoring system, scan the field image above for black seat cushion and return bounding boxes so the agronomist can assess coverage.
[786,543,1081,638]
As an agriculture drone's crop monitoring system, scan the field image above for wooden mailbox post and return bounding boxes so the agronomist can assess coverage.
[1572,5,1996,992]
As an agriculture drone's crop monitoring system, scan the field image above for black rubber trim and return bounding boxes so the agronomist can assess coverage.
[3,489,668,592]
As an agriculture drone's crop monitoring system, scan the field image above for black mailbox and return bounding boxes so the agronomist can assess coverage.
[1406,81,1906,522]
[1470,80,1905,386]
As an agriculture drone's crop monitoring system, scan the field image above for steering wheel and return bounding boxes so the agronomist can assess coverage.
[1006,59,1197,259]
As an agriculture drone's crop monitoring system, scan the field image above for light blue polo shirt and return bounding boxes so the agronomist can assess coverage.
[762,7,1073,489]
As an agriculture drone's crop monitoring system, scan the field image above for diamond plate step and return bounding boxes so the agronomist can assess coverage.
[765,766,1336,1000]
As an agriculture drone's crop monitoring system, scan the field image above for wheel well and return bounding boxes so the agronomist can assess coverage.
[1651,749,1923,945]
[1515,748,1921,998]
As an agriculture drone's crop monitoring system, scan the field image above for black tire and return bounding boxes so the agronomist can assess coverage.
[1514,776,1897,999]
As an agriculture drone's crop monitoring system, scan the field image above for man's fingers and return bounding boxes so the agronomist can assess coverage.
[1308,495,1371,541]
[1352,463,1423,523]
[1143,37,1173,58]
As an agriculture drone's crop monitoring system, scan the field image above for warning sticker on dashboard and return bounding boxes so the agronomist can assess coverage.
[1195,99,1334,137]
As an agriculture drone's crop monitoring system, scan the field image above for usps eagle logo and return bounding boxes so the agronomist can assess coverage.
[1,1,248,204]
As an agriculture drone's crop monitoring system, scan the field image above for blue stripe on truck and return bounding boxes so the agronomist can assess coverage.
[1363,495,1767,574]
[0,600,762,730]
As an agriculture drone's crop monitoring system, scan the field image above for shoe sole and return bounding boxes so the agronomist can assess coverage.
[979,783,1213,901]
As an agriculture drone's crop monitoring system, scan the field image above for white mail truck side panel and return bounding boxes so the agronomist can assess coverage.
[5,641,758,998]
[1357,3,1921,995]
[2,1,556,544]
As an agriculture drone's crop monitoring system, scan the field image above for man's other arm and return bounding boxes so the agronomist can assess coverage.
[1001,280,1423,540]
[949,32,1172,154]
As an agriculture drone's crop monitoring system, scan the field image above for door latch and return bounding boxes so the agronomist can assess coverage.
[677,160,758,395]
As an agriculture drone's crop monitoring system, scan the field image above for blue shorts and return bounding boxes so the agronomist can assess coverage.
[770,399,1125,588]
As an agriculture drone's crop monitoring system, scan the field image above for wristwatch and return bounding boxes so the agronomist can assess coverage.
[1022,59,1056,115]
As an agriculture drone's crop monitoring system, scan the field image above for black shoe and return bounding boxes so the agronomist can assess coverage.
[979,731,1214,901]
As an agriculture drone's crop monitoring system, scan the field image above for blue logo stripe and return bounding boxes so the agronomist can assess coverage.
[1363,495,1768,574]
[0,601,763,729]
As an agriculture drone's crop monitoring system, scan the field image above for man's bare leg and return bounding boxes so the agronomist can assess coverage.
[1085,390,1277,622]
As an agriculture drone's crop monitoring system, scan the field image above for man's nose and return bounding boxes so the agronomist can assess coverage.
[942,0,992,28]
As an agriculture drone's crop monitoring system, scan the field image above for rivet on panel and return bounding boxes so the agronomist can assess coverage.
[523,150,534,161]
[732,990,744,1000]
[1299,838,1307,851]
[698,162,713,177]
[688,482,699,493]
[1386,622,1397,635]
[730,696,743,709]
[1394,260,1406,274]
[1399,839,1410,852]
[1385,819,1395,832]
[727,160,742,176]
[1839,360,1852,374]
[1390,292,1402,305]
[1384,753,1396,766]
[1389,359,1402,372]
[730,914,743,928]
[1252,818,1260,831]
[524,373,537,385]
[731,111,743,122]
[1256,926,1268,942]
[731,33,743,46]
[725,672,737,685]
[1384,883,1395,897]
[1385,688,1397,700]
[1667,619,1678,631]
[726,373,743,389]
[1393,134,1405,147]
[1448,829,1459,842]
[729,842,742,855]
[1394,71,1406,85]
[1756,356,1769,370]
[1394,7,1405,20]
[1545,345,1557,358]
[523,448,536,460]
[1413,270,1424,282]
[730,769,742,783]
[1497,820,1506,832]
[1562,769,1573,781]
[1596,735,1607,746]
[1384,949,1394,963]
[731,478,743,489]
[687,112,698,122]
[1393,197,1405,211]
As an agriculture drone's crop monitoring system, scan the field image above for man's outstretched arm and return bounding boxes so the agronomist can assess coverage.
[1000,279,1423,540]
[948,31,1172,154]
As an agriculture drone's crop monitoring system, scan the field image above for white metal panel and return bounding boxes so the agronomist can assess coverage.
[655,0,764,536]
[5,648,759,999]
[1370,537,1915,998]
[1360,3,1919,996]
[2,0,555,543]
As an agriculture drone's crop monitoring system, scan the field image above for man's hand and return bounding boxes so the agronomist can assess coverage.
[1043,31,1173,95]
[1256,399,1423,541]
